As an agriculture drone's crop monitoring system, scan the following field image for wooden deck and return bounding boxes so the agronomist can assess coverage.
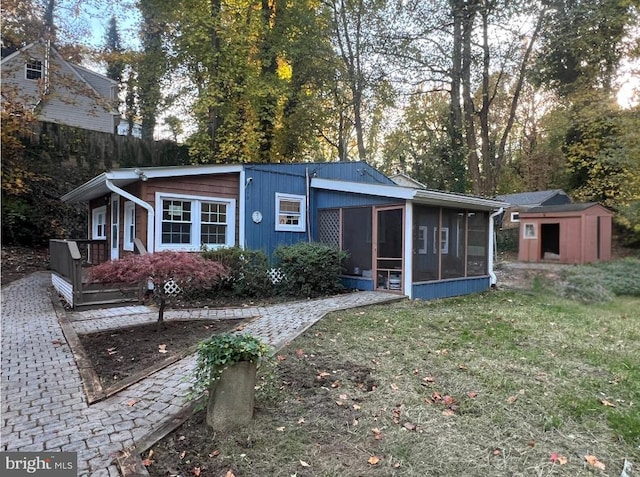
[49,239,142,309]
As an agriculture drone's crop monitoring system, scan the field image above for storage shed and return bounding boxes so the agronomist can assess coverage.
[518,203,614,264]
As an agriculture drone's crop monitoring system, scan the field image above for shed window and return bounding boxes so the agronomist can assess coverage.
[523,223,537,239]
[26,59,43,80]
[156,193,235,251]
[510,212,520,222]
[275,193,306,232]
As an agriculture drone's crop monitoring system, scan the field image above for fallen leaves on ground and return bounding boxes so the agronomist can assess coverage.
[584,455,605,470]
[141,450,154,467]
[368,456,381,465]
[299,460,310,467]
[158,344,168,354]
[550,453,567,465]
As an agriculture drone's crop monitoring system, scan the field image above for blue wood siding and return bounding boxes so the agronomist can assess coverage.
[314,189,400,209]
[340,276,375,291]
[243,162,395,260]
[411,276,491,300]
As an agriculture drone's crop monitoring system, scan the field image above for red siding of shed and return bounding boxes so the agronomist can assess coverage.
[518,205,613,264]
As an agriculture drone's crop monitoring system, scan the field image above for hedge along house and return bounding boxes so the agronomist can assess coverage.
[57,161,507,305]
[518,203,614,264]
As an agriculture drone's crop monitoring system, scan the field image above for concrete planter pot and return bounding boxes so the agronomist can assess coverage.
[206,361,258,431]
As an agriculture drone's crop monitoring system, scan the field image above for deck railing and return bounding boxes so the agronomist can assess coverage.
[49,239,109,307]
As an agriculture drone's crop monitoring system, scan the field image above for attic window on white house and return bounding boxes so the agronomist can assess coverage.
[26,59,43,80]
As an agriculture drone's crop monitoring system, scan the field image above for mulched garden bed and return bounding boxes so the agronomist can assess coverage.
[77,318,251,388]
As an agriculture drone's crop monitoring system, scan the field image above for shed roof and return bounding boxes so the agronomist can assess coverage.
[522,203,613,215]
[495,189,568,206]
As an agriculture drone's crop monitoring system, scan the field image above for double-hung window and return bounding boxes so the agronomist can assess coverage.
[156,193,235,251]
[275,193,306,232]
[92,206,107,239]
[124,201,136,251]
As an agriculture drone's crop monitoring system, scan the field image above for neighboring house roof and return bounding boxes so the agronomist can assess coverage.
[389,173,426,189]
[495,189,570,207]
[522,203,614,215]
[1,40,119,133]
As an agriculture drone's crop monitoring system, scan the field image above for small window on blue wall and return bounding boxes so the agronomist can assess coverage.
[275,193,306,232]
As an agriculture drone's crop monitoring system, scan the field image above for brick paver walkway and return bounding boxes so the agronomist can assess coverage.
[1,272,402,476]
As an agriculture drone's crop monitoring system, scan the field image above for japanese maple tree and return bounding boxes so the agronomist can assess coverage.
[88,251,228,324]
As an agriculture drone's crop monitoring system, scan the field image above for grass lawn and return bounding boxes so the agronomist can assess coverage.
[147,262,640,477]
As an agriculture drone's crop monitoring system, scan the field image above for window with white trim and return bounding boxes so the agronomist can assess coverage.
[92,206,107,239]
[510,211,520,222]
[156,193,235,251]
[26,58,43,80]
[433,227,449,254]
[200,202,228,246]
[275,193,306,232]
[523,223,537,239]
[418,226,428,254]
[124,201,136,251]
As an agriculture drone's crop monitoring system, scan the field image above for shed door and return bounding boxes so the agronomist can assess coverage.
[374,207,404,292]
[540,223,559,260]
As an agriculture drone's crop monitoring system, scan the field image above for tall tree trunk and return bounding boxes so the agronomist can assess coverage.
[138,2,166,141]
[353,87,366,160]
[461,0,481,194]
[334,0,367,161]
[207,0,222,157]
[448,0,466,192]
[492,8,546,193]
[478,1,491,195]
[258,0,278,162]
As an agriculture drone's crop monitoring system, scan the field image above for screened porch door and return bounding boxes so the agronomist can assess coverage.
[374,206,404,293]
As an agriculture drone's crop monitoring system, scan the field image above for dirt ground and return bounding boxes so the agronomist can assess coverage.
[143,354,379,477]
[1,246,50,286]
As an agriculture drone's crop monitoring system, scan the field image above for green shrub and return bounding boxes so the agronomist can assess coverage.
[201,247,275,298]
[274,242,348,297]
[496,228,519,253]
[190,333,271,398]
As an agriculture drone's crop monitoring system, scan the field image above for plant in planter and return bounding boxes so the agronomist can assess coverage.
[191,333,271,430]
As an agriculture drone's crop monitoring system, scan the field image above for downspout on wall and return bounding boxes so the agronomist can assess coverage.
[488,207,504,286]
[105,179,155,254]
